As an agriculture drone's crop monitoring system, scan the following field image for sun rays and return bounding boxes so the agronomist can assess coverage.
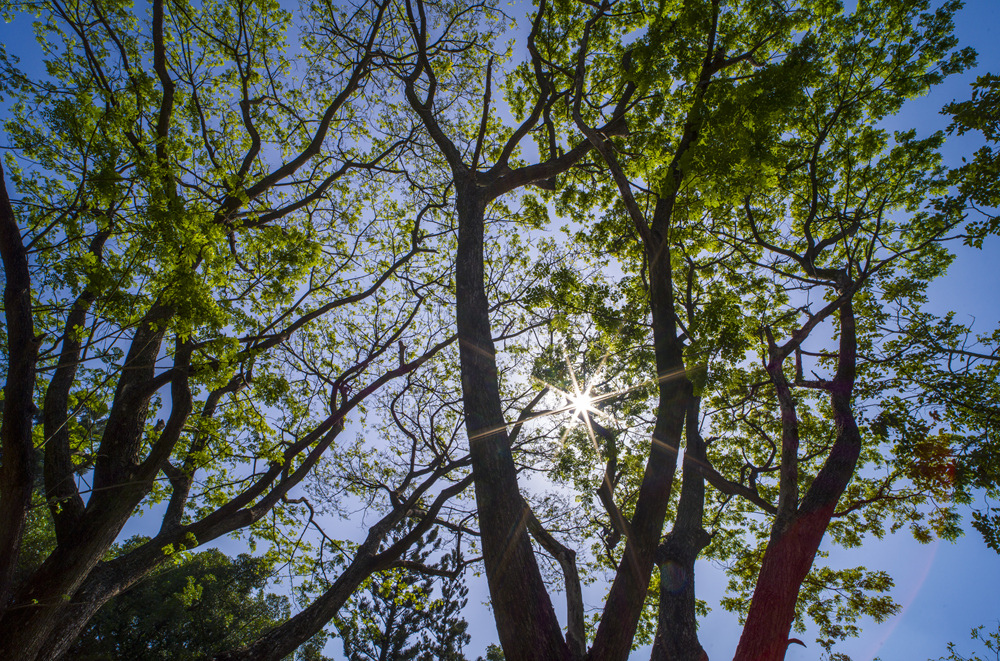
[466,346,690,443]
[532,346,619,455]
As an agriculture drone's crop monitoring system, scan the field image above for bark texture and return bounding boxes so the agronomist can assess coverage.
[733,300,861,661]
[0,161,38,611]
[455,178,572,661]
[651,397,710,661]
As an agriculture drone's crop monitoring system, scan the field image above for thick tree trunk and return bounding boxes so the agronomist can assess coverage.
[34,538,177,661]
[589,203,689,661]
[0,487,153,661]
[733,301,861,661]
[733,394,863,661]
[652,528,710,661]
[651,397,709,661]
[731,508,834,661]
[0,297,178,661]
[454,178,571,661]
[0,161,39,613]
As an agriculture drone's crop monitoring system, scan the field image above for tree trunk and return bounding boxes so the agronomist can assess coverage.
[652,528,710,661]
[588,199,689,661]
[0,298,178,660]
[454,177,571,661]
[651,397,709,661]
[734,301,861,661]
[0,160,39,612]
[0,486,153,661]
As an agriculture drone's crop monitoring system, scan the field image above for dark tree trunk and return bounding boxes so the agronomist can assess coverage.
[651,397,710,661]
[0,161,38,611]
[35,538,179,661]
[652,528,710,661]
[588,200,689,661]
[0,299,180,661]
[0,485,154,660]
[454,177,571,661]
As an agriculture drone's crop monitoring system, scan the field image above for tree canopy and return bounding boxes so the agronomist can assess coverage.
[68,545,330,660]
[0,0,997,659]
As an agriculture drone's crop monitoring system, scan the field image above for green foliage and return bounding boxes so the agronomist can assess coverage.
[0,0,471,656]
[935,623,1000,661]
[945,74,1000,244]
[12,494,56,589]
[69,546,329,660]
[881,312,1000,551]
[474,644,505,661]
[334,532,470,661]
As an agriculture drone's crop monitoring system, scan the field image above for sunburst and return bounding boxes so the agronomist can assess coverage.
[467,345,690,443]
[566,389,595,421]
[534,346,614,453]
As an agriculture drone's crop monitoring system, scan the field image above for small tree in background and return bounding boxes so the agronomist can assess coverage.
[67,546,330,660]
[334,531,470,661]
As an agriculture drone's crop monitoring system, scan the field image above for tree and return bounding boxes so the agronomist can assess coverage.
[0,0,474,658]
[891,73,1000,553]
[946,73,1000,235]
[878,306,1000,553]
[476,645,505,661]
[2,0,994,659]
[333,531,470,661]
[385,0,982,659]
[67,546,329,660]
